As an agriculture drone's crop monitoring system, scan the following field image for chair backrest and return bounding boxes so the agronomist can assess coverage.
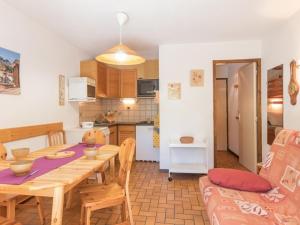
[82,129,106,145]
[260,129,300,206]
[48,130,66,146]
[0,143,7,160]
[117,138,136,188]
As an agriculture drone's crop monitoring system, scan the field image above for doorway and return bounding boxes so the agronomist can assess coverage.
[213,59,262,172]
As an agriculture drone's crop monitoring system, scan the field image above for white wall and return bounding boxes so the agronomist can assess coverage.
[159,41,261,170]
[0,0,89,154]
[262,9,300,159]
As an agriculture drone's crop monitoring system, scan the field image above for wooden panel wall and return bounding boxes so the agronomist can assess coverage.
[0,122,63,143]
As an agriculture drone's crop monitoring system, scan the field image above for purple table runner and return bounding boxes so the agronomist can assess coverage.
[0,143,101,185]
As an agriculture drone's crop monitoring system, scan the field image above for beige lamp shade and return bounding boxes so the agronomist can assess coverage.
[95,44,145,66]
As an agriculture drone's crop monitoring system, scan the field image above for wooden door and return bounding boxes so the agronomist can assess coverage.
[120,69,137,98]
[107,67,120,98]
[239,63,257,172]
[215,79,228,151]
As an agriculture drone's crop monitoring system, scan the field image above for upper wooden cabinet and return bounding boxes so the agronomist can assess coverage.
[97,63,107,97]
[80,59,157,98]
[143,60,159,79]
[106,67,120,98]
[120,69,137,98]
[80,60,107,98]
[80,60,97,80]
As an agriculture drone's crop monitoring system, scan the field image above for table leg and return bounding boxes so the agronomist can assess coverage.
[51,186,64,225]
[109,156,115,182]
[6,198,16,220]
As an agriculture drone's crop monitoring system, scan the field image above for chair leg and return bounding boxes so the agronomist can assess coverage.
[6,199,16,220]
[96,171,106,184]
[80,205,85,225]
[35,197,45,225]
[101,172,106,184]
[85,207,91,225]
[65,190,73,209]
[121,201,126,221]
[0,206,6,217]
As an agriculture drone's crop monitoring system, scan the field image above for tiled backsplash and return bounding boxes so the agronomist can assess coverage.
[79,98,158,123]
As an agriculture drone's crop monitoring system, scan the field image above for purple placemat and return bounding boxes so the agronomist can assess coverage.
[0,143,101,185]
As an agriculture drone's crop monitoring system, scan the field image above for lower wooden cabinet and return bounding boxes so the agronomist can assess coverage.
[118,125,136,145]
[118,125,136,160]
[109,125,117,145]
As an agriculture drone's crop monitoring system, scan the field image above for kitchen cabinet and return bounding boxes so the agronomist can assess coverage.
[109,125,117,145]
[97,63,107,97]
[120,69,137,98]
[80,60,97,80]
[80,60,107,98]
[143,59,159,79]
[118,125,136,145]
[81,60,160,98]
[106,67,121,98]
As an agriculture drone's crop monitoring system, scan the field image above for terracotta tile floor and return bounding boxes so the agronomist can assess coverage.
[15,162,209,225]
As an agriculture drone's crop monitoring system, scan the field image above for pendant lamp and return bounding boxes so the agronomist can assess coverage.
[96,12,145,65]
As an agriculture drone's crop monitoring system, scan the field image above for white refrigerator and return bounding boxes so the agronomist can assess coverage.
[136,125,159,161]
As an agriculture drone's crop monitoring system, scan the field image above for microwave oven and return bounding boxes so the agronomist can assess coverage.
[137,79,159,97]
[68,77,96,101]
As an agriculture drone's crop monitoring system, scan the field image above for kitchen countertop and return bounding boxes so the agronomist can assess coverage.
[94,121,154,127]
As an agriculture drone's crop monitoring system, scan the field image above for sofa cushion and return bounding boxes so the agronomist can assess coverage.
[259,129,300,207]
[208,168,272,192]
[199,176,300,225]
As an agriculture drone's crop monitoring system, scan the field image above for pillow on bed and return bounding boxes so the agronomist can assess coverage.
[208,168,272,192]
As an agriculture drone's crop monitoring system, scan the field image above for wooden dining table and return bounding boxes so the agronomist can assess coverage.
[0,144,120,225]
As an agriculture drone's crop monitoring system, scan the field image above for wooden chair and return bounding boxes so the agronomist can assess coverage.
[0,144,7,160]
[79,138,136,225]
[65,129,108,209]
[0,144,45,225]
[48,130,66,146]
[82,129,108,184]
[82,129,106,145]
[114,174,134,225]
[0,215,22,225]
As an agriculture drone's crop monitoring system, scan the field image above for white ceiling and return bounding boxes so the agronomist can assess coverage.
[4,0,300,58]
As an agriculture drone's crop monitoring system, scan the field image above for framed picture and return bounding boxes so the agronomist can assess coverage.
[190,69,204,87]
[168,83,181,100]
[59,74,65,106]
[0,47,20,95]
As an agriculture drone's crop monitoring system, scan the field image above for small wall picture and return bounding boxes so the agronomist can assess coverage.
[59,74,65,106]
[168,83,181,100]
[0,47,20,95]
[190,69,204,87]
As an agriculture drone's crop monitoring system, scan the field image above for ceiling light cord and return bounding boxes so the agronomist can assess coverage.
[119,23,123,45]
